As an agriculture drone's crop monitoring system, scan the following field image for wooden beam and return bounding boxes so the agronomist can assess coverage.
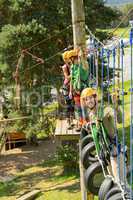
[0,116,32,123]
[56,134,79,140]
[79,141,94,200]
[17,189,41,200]
[79,142,87,200]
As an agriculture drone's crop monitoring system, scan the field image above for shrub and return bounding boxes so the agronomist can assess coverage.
[56,144,79,172]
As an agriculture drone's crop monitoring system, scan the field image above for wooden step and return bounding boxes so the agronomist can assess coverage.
[17,189,41,200]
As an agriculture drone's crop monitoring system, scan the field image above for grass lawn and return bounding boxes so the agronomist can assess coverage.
[0,153,98,200]
[109,27,130,38]
[0,161,80,200]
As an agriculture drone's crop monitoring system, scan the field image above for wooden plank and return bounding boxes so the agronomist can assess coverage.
[0,116,32,123]
[55,119,79,136]
[6,140,26,144]
[56,134,80,140]
[17,189,41,200]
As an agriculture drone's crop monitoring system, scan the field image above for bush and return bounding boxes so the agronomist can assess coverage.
[56,144,79,172]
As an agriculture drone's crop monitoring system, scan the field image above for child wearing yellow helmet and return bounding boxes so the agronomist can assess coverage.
[62,51,71,85]
[67,49,89,131]
[81,87,127,186]
[61,50,74,129]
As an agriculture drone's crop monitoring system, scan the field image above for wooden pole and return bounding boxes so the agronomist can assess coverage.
[79,141,87,200]
[14,53,24,110]
[79,141,94,200]
[71,0,94,199]
[71,0,88,70]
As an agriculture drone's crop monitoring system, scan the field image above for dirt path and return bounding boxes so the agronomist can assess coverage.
[0,138,59,177]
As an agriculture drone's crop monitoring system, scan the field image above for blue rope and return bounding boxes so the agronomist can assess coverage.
[89,54,92,86]
[99,48,104,119]
[95,50,99,89]
[120,39,126,188]
[112,47,121,182]
[129,27,133,198]
[107,50,111,105]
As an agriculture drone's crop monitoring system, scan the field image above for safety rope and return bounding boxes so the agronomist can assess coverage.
[107,50,111,105]
[129,27,133,199]
[20,45,73,75]
[99,48,104,120]
[112,47,121,184]
[1,25,72,66]
[95,50,99,89]
[120,39,127,190]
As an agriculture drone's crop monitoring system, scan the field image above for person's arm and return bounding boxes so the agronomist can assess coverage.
[69,65,73,99]
[69,81,73,99]
[62,66,71,81]
[103,105,122,124]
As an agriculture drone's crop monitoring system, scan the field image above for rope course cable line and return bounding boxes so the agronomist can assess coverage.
[109,8,133,36]
[129,27,133,200]
[120,39,127,191]
[4,6,133,75]
[12,7,133,79]
[112,47,123,192]
[80,20,133,199]
[0,24,72,67]
[19,45,73,74]
[24,25,72,51]
[86,8,133,51]
[110,26,131,50]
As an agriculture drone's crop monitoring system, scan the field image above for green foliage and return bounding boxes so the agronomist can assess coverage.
[0,0,119,91]
[56,144,79,171]
[25,114,56,140]
[5,105,56,141]
[84,0,120,31]
[95,30,113,41]
[119,3,133,27]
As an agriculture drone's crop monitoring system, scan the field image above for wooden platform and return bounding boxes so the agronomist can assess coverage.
[55,119,80,140]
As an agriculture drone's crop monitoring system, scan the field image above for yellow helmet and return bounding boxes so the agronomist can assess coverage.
[81,88,97,99]
[67,49,79,59]
[62,51,69,61]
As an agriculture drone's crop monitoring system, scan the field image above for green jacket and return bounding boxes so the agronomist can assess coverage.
[71,63,89,92]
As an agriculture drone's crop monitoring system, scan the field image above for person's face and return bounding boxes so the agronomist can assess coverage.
[64,59,71,65]
[71,56,78,64]
[85,95,96,110]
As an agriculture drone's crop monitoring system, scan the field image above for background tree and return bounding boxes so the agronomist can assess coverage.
[0,0,120,141]
[0,0,119,109]
[119,3,133,27]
